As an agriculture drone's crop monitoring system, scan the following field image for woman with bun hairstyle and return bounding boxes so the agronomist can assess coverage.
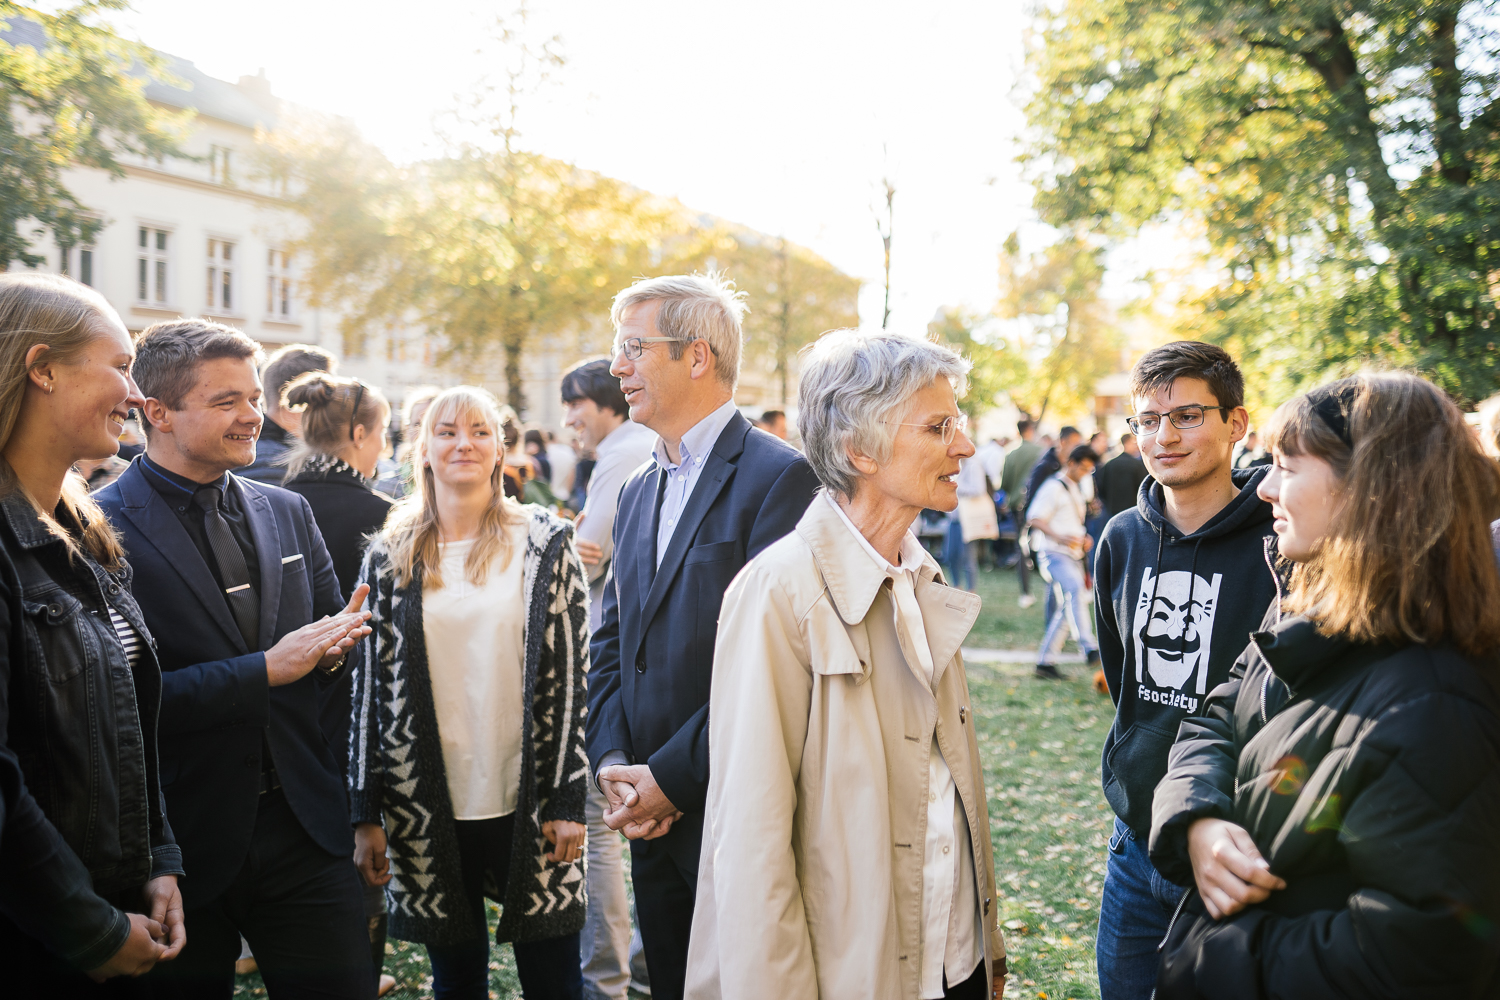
[279,371,397,993]
[1149,371,1500,998]
[349,385,589,1000]
[280,373,394,596]
[0,273,186,993]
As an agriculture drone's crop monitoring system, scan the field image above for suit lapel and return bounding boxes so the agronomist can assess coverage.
[116,464,246,654]
[238,478,284,651]
[637,417,748,631]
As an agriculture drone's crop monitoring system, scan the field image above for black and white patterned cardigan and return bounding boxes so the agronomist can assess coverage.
[348,505,591,946]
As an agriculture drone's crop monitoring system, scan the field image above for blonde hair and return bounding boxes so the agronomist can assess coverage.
[610,272,747,390]
[1266,371,1500,657]
[281,372,390,478]
[380,385,525,589]
[0,274,127,569]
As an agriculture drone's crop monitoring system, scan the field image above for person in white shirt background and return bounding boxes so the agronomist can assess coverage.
[560,357,658,1000]
[1028,444,1102,680]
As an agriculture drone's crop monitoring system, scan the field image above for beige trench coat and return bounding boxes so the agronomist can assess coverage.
[686,497,1006,999]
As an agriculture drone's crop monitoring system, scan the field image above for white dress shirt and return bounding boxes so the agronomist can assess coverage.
[577,419,657,629]
[653,399,739,568]
[823,493,983,997]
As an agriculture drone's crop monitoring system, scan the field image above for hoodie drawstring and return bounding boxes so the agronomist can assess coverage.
[1145,527,1167,675]
[1181,538,1203,663]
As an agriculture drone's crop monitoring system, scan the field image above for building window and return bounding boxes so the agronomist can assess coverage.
[266,249,295,320]
[59,245,96,287]
[207,238,235,313]
[210,145,233,185]
[137,227,170,303]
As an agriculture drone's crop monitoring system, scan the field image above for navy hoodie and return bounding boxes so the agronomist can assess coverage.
[1094,466,1278,836]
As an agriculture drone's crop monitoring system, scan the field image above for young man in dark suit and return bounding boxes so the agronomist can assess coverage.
[94,319,374,999]
[586,275,820,1000]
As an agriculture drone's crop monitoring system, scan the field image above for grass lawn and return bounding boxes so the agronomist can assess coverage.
[235,563,1114,999]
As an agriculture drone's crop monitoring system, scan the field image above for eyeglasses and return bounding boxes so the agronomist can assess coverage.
[1126,404,1229,436]
[614,337,680,360]
[892,412,968,445]
[349,382,366,441]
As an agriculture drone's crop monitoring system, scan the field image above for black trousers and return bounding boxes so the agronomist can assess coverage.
[425,812,581,1000]
[944,962,990,999]
[627,812,702,1000]
[145,788,374,1000]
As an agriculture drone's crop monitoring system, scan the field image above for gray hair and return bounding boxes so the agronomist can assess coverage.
[610,272,747,390]
[797,329,971,499]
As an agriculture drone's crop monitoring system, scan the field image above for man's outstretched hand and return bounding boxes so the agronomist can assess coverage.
[599,763,682,840]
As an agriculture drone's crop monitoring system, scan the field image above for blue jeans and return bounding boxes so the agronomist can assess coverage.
[1037,551,1098,663]
[1096,817,1190,1000]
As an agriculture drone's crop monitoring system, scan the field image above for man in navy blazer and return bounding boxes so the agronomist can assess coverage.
[586,275,820,1000]
[94,319,374,999]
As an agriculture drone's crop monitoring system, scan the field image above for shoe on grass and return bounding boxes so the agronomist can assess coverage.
[1017,594,1037,609]
[1035,663,1062,680]
[1086,649,1101,665]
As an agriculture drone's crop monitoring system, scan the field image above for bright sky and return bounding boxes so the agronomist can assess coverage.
[105,0,1038,333]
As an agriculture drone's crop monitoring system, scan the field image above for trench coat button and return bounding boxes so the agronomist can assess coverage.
[107,583,120,595]
[959,706,968,724]
[46,603,61,617]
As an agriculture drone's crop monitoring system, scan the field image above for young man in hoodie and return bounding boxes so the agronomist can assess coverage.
[1091,341,1278,1000]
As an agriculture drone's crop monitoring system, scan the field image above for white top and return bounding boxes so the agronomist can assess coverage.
[977,440,1006,483]
[823,494,983,997]
[1030,472,1088,558]
[653,399,739,568]
[955,456,989,499]
[578,419,657,628]
[422,531,527,820]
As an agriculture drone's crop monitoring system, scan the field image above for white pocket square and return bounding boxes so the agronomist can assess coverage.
[281,553,304,564]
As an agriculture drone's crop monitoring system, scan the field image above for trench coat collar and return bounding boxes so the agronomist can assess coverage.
[797,492,980,676]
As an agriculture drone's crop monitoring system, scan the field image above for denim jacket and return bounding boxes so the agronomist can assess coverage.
[0,491,181,971]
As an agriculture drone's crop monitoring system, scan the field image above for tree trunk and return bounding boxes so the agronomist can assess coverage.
[503,332,526,414]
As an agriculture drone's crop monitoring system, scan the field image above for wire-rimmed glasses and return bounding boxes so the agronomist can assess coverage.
[892,412,968,445]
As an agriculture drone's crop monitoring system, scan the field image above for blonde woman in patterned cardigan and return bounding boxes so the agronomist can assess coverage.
[347,386,590,1000]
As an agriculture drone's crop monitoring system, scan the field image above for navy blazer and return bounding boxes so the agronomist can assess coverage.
[586,411,819,814]
[94,460,353,905]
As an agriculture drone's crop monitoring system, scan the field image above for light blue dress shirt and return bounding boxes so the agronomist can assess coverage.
[652,399,740,568]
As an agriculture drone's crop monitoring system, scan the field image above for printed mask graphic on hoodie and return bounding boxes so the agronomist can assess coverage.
[1132,568,1222,695]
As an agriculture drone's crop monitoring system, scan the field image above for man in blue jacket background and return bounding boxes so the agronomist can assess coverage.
[95,318,373,999]
[586,274,820,1000]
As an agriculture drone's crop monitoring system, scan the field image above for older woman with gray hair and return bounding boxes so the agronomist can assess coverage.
[685,330,1008,1000]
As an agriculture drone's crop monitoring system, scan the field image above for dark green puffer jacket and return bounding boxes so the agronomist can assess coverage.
[1149,612,1500,999]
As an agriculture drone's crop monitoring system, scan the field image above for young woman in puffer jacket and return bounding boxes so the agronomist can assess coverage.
[1149,371,1500,999]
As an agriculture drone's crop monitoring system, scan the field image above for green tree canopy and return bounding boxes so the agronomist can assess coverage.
[1024,0,1500,405]
[928,307,1032,419]
[672,227,860,406]
[1,1,187,268]
[259,115,675,413]
[994,230,1122,421]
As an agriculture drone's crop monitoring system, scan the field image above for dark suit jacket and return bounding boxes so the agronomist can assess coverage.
[94,460,353,905]
[586,411,819,815]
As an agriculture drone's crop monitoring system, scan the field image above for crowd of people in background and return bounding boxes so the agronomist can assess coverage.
[0,267,1496,1000]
